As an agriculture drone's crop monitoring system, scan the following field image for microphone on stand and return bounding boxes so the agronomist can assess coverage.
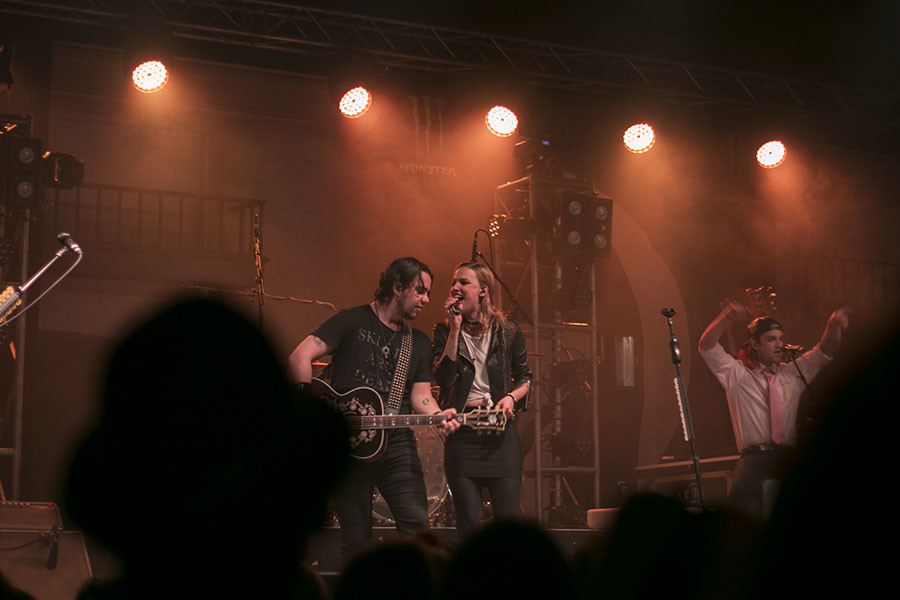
[661,308,677,318]
[783,343,804,355]
[471,232,478,262]
[57,233,83,255]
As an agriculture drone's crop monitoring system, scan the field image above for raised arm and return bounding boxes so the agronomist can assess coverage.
[288,335,332,384]
[432,321,459,390]
[819,306,852,358]
[698,302,753,352]
[437,295,463,363]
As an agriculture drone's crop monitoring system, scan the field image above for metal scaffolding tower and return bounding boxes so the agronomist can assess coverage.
[492,173,610,525]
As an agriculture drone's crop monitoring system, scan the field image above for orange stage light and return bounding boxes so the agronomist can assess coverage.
[339,86,372,119]
[131,60,168,93]
[485,106,518,137]
[623,123,655,153]
[756,140,787,168]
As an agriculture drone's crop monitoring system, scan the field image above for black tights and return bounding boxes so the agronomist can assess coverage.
[448,476,521,539]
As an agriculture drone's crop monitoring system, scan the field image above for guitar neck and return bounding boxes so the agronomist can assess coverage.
[351,413,450,430]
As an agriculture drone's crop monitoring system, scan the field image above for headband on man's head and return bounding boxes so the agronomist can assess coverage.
[747,316,783,339]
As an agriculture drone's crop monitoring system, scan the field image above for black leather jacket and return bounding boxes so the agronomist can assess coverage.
[432,319,532,414]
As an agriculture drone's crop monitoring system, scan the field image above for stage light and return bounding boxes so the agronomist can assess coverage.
[1,136,42,210]
[339,86,372,119]
[488,215,502,237]
[131,59,168,93]
[40,152,85,189]
[623,123,655,153]
[558,193,613,260]
[123,20,174,94]
[0,238,18,266]
[485,105,518,137]
[489,214,535,242]
[756,140,786,168]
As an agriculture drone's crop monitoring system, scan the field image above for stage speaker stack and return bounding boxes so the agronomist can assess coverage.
[0,501,93,600]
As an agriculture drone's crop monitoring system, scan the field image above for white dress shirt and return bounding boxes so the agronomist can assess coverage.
[700,343,831,451]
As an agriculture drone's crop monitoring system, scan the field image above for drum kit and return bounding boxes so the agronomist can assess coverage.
[371,426,454,526]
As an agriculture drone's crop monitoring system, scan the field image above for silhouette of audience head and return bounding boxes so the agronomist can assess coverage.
[572,493,759,600]
[334,532,451,600]
[63,297,349,598]
[440,520,573,600]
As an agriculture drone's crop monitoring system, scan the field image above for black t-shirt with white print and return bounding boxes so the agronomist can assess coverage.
[312,304,433,418]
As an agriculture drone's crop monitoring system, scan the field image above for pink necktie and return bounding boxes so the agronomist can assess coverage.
[762,369,784,445]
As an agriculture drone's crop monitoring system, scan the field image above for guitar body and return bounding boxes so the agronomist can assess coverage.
[307,377,508,461]
[309,378,387,461]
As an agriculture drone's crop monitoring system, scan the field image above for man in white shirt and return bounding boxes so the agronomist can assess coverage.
[698,303,851,515]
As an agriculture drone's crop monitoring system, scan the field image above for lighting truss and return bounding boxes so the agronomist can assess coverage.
[1,0,898,129]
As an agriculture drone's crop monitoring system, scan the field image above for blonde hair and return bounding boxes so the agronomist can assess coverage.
[453,261,507,331]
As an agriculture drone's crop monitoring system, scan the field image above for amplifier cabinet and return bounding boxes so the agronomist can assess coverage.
[0,502,92,600]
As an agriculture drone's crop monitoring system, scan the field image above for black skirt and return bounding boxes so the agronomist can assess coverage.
[444,417,522,479]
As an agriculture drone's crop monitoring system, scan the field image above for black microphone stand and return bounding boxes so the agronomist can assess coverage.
[661,308,708,511]
[782,346,821,431]
[783,348,815,398]
[253,213,265,328]
[1,243,82,324]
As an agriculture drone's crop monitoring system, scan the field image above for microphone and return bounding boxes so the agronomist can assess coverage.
[783,343,804,354]
[57,233,83,255]
[661,308,676,318]
[450,293,462,315]
[45,526,60,569]
[471,232,478,262]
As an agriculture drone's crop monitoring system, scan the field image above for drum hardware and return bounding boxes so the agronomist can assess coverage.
[371,426,451,525]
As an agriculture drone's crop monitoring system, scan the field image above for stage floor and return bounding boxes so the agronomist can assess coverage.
[304,525,603,574]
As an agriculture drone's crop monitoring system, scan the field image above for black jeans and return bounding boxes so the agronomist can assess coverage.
[334,431,428,558]
[729,446,796,517]
[448,475,521,539]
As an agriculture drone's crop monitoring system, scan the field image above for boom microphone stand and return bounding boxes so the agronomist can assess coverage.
[1,233,83,325]
[661,308,708,511]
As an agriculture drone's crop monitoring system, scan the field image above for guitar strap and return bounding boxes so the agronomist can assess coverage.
[386,321,412,414]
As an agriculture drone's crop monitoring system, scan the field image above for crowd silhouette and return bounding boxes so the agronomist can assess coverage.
[61,297,350,599]
[0,299,891,599]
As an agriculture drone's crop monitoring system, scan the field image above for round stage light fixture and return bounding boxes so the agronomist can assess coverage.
[756,140,786,168]
[485,105,518,137]
[623,123,655,153]
[131,59,168,93]
[339,86,372,119]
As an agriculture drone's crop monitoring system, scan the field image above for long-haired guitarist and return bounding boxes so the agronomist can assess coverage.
[289,257,460,558]
[432,261,532,538]
[698,302,851,516]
